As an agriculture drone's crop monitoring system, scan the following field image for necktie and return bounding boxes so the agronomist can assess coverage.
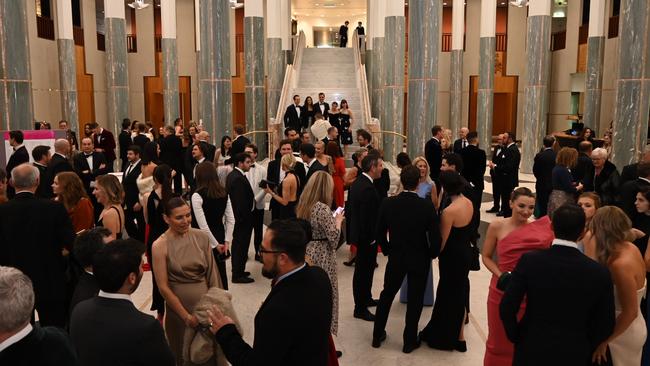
[463,140,466,148]
[126,163,133,176]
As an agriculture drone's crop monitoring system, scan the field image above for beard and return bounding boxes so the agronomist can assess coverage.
[261,259,279,279]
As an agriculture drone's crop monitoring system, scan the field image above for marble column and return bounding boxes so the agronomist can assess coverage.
[371,0,385,121]
[0,1,33,130]
[477,0,496,151]
[611,0,650,167]
[583,0,606,130]
[449,0,464,140]
[199,0,232,138]
[267,0,284,126]
[104,0,129,137]
[56,0,79,130]
[161,0,180,126]
[382,1,405,162]
[245,0,266,158]
[194,0,203,125]
[281,0,292,64]
[520,0,552,173]
[407,0,440,159]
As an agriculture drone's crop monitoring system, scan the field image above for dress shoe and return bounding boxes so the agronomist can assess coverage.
[343,257,356,266]
[402,341,421,354]
[336,351,343,358]
[232,276,254,284]
[367,299,379,307]
[496,211,505,217]
[244,271,251,277]
[353,310,376,322]
[486,206,500,213]
[371,331,387,348]
[254,253,262,262]
[455,340,467,352]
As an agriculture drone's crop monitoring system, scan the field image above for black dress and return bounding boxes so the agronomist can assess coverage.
[97,206,123,240]
[339,113,353,145]
[146,190,168,312]
[420,223,473,350]
[275,171,298,220]
[301,107,315,130]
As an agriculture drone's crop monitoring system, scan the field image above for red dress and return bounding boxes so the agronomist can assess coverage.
[332,157,346,208]
[484,216,554,366]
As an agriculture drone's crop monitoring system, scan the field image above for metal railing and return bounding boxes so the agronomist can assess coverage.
[352,30,373,140]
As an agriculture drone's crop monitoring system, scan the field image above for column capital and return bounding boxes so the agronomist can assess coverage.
[104,0,125,19]
[385,0,404,17]
[480,0,496,37]
[452,0,465,50]
[588,0,606,37]
[245,0,264,17]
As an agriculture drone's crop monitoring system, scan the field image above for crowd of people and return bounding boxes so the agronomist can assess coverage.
[1,116,650,366]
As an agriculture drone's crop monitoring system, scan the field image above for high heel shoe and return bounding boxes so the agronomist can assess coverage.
[343,257,356,266]
[455,340,467,352]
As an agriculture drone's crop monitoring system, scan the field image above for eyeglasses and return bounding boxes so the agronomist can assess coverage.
[259,248,285,255]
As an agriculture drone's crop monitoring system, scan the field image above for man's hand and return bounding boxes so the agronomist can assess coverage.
[207,305,235,335]
[133,203,142,212]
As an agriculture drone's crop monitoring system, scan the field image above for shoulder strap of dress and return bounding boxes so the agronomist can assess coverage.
[111,205,123,228]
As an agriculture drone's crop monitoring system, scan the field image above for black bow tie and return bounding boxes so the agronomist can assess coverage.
[250,164,256,167]
[85,153,92,157]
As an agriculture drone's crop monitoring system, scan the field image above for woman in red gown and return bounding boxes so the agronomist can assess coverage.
[482,188,554,365]
[327,141,346,208]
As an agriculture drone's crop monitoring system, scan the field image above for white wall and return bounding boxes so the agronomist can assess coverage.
[295,11,367,48]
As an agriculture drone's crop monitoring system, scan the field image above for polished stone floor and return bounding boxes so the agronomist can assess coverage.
[130,171,538,365]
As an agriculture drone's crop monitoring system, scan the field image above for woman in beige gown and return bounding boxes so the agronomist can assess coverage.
[153,197,223,365]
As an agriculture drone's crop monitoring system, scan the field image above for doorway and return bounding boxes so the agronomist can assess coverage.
[468,75,518,137]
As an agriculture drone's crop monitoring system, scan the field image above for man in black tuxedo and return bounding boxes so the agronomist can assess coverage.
[267,140,306,219]
[58,120,78,151]
[0,266,78,366]
[494,132,520,217]
[90,122,116,172]
[349,150,383,321]
[372,166,441,353]
[322,126,343,156]
[620,162,650,218]
[69,227,112,316]
[300,143,327,184]
[459,131,487,210]
[186,142,209,192]
[74,138,109,220]
[500,204,615,366]
[118,119,132,172]
[32,145,52,198]
[131,122,150,150]
[5,130,29,199]
[0,164,75,327]
[339,20,349,47]
[621,144,650,185]
[159,126,183,193]
[453,127,469,154]
[70,239,175,366]
[47,139,74,185]
[487,133,505,213]
[283,95,302,131]
[230,124,251,159]
[316,92,330,119]
[573,140,594,191]
[227,153,255,284]
[425,125,444,185]
[207,219,332,366]
[122,145,145,243]
[532,135,556,217]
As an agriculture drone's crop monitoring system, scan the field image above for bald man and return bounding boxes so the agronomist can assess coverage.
[196,131,216,162]
[453,127,470,154]
[45,139,74,194]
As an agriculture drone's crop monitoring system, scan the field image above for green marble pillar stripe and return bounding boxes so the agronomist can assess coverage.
[365,49,373,107]
[371,37,384,121]
[162,38,180,126]
[245,16,266,159]
[477,36,495,151]
[583,36,604,129]
[0,0,33,130]
[58,39,79,129]
[105,17,129,138]
[383,16,405,163]
[449,49,463,140]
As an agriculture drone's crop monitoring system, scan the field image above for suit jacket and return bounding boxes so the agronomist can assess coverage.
[266,159,306,207]
[460,144,487,192]
[424,138,442,181]
[204,142,217,163]
[374,168,390,200]
[5,146,29,198]
[349,174,380,245]
[48,153,74,181]
[70,296,175,366]
[122,161,142,209]
[74,152,109,195]
[158,135,183,170]
[500,245,615,366]
[283,104,302,131]
[304,159,327,184]
[226,168,254,222]
[376,192,441,264]
[118,130,132,161]
[34,163,50,198]
[621,162,639,185]
[0,325,78,366]
[453,138,467,154]
[69,272,99,316]
[315,102,330,119]
[215,265,332,366]
[0,193,75,302]
[620,178,650,218]
[532,148,556,194]
[230,135,251,158]
[496,143,520,186]
[93,129,116,162]
[573,153,594,190]
[132,134,149,150]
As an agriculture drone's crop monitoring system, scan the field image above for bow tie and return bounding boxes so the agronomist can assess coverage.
[85,153,92,157]
[250,164,256,167]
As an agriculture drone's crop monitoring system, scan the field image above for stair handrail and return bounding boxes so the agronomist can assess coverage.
[352,30,374,141]
[269,31,306,156]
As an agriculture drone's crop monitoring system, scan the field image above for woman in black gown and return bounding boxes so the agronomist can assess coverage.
[146,164,173,319]
[339,99,354,156]
[420,171,474,352]
[265,154,299,220]
[301,96,316,131]
[329,101,341,141]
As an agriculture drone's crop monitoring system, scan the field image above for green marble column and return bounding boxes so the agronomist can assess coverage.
[104,1,129,138]
[245,1,266,158]
[162,0,180,126]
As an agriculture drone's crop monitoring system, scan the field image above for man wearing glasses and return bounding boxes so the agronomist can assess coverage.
[206,220,333,366]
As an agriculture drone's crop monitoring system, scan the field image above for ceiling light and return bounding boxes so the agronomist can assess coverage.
[127,0,150,10]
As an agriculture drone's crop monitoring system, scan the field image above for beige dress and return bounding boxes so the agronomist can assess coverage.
[305,201,340,335]
[609,282,647,366]
[136,173,155,206]
[161,228,222,365]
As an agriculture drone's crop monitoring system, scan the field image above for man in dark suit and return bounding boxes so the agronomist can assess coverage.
[620,161,650,218]
[459,131,487,209]
[5,130,30,199]
[283,95,302,131]
[227,153,255,284]
[118,119,132,172]
[322,126,343,156]
[186,141,210,192]
[621,145,650,185]
[349,149,383,321]
[47,139,74,184]
[573,140,594,191]
[159,126,183,193]
[122,145,144,242]
[453,127,470,154]
[31,145,52,198]
[316,92,330,119]
[372,166,441,353]
[425,125,444,184]
[74,137,109,219]
[300,143,327,184]
[495,132,520,217]
[207,219,332,366]
[70,239,175,366]
[0,266,78,366]
[58,120,78,151]
[267,140,306,220]
[197,131,217,162]
[500,204,615,366]
[339,21,349,47]
[487,133,505,213]
[230,124,251,159]
[132,122,150,150]
[532,135,556,217]
[69,227,112,316]
[0,164,75,327]
[90,122,116,172]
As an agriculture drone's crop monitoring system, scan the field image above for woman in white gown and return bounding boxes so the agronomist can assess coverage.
[590,206,647,366]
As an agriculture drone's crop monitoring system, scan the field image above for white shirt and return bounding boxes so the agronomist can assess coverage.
[54,152,67,160]
[294,104,301,117]
[0,323,32,353]
[275,263,306,285]
[125,159,141,177]
[640,177,650,185]
[84,152,94,169]
[98,290,132,303]
[245,163,268,210]
[551,238,579,250]
[191,192,235,248]
[319,103,325,114]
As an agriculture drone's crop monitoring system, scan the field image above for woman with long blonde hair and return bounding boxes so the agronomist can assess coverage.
[265,153,299,219]
[93,175,125,241]
[53,172,94,233]
[590,206,647,365]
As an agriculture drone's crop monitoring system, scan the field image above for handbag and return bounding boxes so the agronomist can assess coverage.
[469,240,481,271]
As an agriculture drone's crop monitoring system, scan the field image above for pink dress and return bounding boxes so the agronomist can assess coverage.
[484,216,554,366]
